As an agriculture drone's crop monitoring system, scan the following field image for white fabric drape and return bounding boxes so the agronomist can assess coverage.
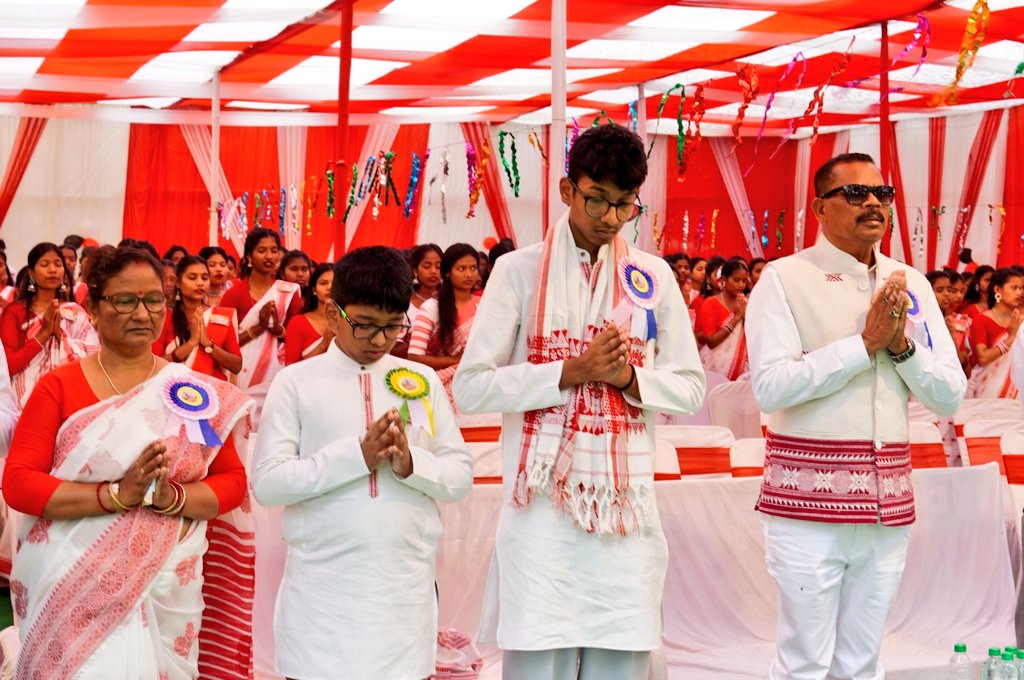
[832,129,851,157]
[637,135,666,255]
[276,126,307,251]
[709,136,763,258]
[0,118,128,268]
[341,122,400,254]
[793,137,810,252]
[180,123,243,257]
[895,117,933,269]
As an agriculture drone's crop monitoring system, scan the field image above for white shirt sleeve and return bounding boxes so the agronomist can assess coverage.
[251,371,370,506]
[0,342,17,455]
[746,266,873,414]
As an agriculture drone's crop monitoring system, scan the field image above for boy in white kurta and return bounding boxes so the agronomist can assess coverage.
[252,246,473,680]
[453,125,705,680]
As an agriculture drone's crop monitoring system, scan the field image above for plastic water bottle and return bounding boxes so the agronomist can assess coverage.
[948,643,971,679]
[1000,651,1020,680]
[1016,649,1024,675]
[985,648,1006,680]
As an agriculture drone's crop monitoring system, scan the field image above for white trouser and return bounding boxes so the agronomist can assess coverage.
[502,648,650,680]
[762,515,911,680]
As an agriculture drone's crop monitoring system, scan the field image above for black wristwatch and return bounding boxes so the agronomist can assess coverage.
[888,337,916,364]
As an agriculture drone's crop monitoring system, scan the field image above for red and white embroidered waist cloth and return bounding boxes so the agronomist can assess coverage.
[756,430,914,526]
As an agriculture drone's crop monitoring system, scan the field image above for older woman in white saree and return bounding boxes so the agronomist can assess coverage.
[2,246,254,680]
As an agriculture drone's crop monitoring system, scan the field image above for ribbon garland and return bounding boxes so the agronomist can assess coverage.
[678,83,707,181]
[746,51,809,176]
[892,14,931,79]
[278,187,286,233]
[768,53,810,159]
[761,209,770,250]
[776,210,786,250]
[710,208,719,250]
[806,38,855,147]
[498,131,521,197]
[240,192,249,236]
[342,163,358,224]
[936,0,991,106]
[733,65,759,148]
[357,156,377,203]
[647,83,684,160]
[627,100,638,133]
[527,129,548,166]
[465,142,478,218]
[403,152,423,218]
[326,164,336,218]
[682,210,690,249]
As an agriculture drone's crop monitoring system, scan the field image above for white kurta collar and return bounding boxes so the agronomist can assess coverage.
[325,340,391,376]
[814,233,880,275]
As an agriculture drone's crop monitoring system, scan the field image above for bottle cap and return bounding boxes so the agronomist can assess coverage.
[1004,652,1015,661]
[954,643,967,653]
[992,647,1005,656]
[1007,647,1018,654]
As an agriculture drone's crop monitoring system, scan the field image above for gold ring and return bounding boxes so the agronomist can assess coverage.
[890,309,901,318]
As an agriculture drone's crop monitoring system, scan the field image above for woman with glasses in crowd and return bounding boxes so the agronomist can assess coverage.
[3,245,254,679]
[153,255,242,381]
[1,242,98,409]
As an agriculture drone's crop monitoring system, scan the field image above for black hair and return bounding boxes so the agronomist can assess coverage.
[410,243,443,270]
[964,264,996,305]
[280,249,312,275]
[85,245,165,305]
[162,244,189,261]
[749,257,766,271]
[198,245,229,262]
[239,228,283,279]
[958,248,974,265]
[720,258,749,281]
[435,243,479,354]
[488,238,515,268]
[62,234,84,249]
[303,262,334,313]
[568,124,647,192]
[664,253,688,266]
[16,242,69,306]
[117,238,160,259]
[170,255,210,345]
[226,253,237,268]
[332,246,412,315]
[988,267,1021,309]
[813,152,876,197]
[700,255,727,298]
[942,268,963,285]
[0,241,12,288]
[59,243,77,256]
[926,270,951,288]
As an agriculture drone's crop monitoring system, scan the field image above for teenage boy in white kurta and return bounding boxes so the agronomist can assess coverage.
[454,125,705,680]
[746,153,966,680]
[252,246,473,680]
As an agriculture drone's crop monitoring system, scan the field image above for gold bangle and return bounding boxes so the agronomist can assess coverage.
[153,481,187,516]
[247,327,257,340]
[108,482,133,512]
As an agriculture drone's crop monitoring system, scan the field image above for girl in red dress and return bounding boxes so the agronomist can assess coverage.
[285,263,335,365]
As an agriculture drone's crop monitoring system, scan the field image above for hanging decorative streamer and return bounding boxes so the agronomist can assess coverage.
[804,38,855,146]
[292,182,302,232]
[371,153,385,220]
[342,163,358,224]
[253,192,262,229]
[776,210,785,250]
[566,118,581,176]
[382,152,400,206]
[935,0,991,106]
[652,212,663,254]
[279,187,286,233]
[931,205,945,241]
[748,209,758,253]
[326,164,336,218]
[913,207,925,261]
[305,176,315,236]
[678,83,707,180]
[1005,61,1024,99]
[770,53,806,159]
[262,189,271,224]
[498,131,521,197]
[733,65,759,148]
[682,210,690,250]
[710,208,719,250]
[795,209,805,252]
[527,130,548,166]
[647,83,684,160]
[465,142,478,217]
[746,51,809,176]
[440,149,450,224]
[891,14,930,78]
[696,211,706,254]
[627,101,638,133]
[467,143,490,219]
[357,156,377,202]
[240,192,249,235]
[403,152,423,219]
[956,206,970,251]
[761,209,770,250]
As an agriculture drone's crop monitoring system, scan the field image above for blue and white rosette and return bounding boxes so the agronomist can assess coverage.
[161,377,223,447]
[617,259,659,341]
[906,288,933,349]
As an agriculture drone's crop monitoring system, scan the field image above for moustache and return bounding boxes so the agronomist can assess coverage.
[858,211,887,223]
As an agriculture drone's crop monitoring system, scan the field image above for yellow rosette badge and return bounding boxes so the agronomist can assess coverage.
[385,368,435,435]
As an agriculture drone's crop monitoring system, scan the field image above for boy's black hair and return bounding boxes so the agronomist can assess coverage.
[567,124,647,192]
[332,246,412,314]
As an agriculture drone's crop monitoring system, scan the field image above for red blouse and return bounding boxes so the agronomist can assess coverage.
[219,278,303,326]
[0,302,45,376]
[968,312,1007,352]
[151,309,242,382]
[3,362,247,517]
[284,314,323,365]
[697,296,733,338]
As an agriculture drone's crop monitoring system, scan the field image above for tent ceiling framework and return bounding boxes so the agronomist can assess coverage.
[0,0,1023,271]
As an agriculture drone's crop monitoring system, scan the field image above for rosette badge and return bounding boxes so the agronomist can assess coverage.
[386,368,435,435]
[905,287,933,349]
[161,377,223,447]
[618,259,659,341]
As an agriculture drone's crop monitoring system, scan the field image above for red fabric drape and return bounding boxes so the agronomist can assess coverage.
[0,117,48,229]
[887,123,913,267]
[946,108,1004,268]
[301,125,368,262]
[998,107,1024,268]
[804,132,840,250]
[460,122,516,246]
[926,118,945,271]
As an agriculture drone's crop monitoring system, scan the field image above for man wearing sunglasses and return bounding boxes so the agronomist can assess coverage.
[746,153,966,680]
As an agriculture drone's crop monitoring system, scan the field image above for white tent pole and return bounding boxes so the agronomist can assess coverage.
[636,83,647,145]
[209,70,221,247]
[547,0,567,230]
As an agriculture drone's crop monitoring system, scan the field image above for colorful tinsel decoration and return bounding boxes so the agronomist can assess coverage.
[733,65,759,148]
[648,83,684,161]
[747,52,808,175]
[342,163,358,224]
[935,0,991,106]
[404,152,423,218]
[627,101,638,133]
[498,131,521,198]
[441,149,450,224]
[326,164,336,218]
[678,83,707,181]
[279,187,286,233]
[805,38,855,147]
[710,208,719,250]
[466,142,490,219]
[761,209,770,250]
[892,14,930,79]
[776,210,786,250]
[253,191,262,229]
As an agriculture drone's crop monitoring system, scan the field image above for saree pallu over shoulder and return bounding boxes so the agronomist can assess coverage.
[13,363,253,680]
[12,302,98,409]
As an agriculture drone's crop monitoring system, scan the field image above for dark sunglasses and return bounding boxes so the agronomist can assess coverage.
[819,184,896,206]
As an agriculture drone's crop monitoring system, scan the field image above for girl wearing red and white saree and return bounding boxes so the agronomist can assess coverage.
[153,257,242,382]
[407,243,479,406]
[968,267,1023,399]
[284,263,334,365]
[0,243,98,409]
[220,229,301,426]
[3,246,254,680]
[698,259,749,380]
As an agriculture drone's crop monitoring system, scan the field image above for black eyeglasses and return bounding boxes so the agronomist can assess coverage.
[819,184,896,206]
[336,304,411,340]
[568,179,643,222]
[101,292,168,314]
